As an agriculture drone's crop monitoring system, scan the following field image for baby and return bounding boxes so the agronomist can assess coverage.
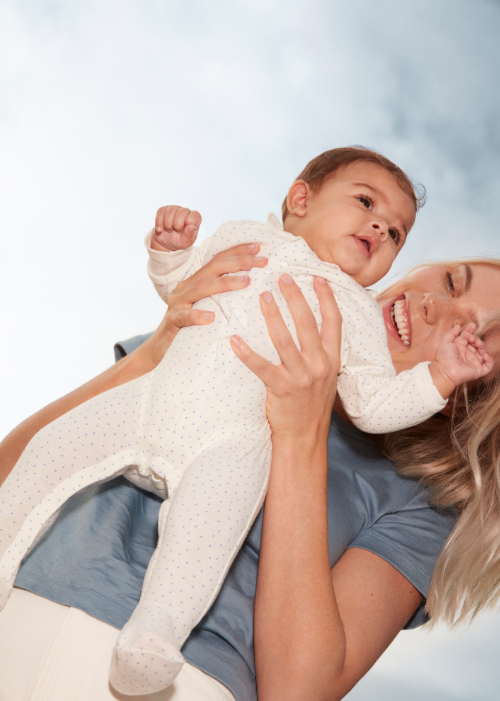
[0,148,492,697]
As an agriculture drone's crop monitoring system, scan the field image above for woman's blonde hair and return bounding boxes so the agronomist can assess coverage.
[379,257,500,625]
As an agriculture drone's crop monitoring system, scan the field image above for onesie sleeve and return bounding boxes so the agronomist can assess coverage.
[338,319,447,434]
[144,230,213,304]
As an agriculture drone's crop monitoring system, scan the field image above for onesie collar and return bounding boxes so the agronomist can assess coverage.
[266,213,283,230]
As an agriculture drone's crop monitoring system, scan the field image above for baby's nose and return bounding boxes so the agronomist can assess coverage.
[371,221,388,241]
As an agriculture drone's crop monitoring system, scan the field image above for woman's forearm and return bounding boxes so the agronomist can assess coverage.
[0,340,156,485]
[254,431,345,701]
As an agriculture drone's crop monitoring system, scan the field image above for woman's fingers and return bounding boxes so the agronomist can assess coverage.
[207,250,268,276]
[276,274,324,355]
[164,243,268,332]
[257,275,342,374]
[182,244,267,281]
[148,306,216,366]
[230,335,279,388]
[173,273,251,305]
[313,277,342,365]
[215,242,260,257]
[171,246,268,305]
[167,307,214,331]
[259,289,304,369]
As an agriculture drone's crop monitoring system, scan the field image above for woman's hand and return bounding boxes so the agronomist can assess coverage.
[0,243,268,485]
[233,273,345,700]
[142,242,269,368]
[229,273,342,445]
[237,278,421,701]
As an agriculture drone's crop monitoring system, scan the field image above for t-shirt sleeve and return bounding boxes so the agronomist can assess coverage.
[114,332,154,362]
[348,492,456,629]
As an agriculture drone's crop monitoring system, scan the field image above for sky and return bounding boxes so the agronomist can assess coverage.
[1,0,500,698]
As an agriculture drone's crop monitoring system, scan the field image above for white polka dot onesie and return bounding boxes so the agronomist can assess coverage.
[0,214,446,696]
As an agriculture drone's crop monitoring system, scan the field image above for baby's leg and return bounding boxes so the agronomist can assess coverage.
[110,424,272,696]
[0,375,147,606]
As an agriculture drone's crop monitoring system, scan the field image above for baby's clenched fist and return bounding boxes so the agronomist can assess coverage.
[152,205,202,252]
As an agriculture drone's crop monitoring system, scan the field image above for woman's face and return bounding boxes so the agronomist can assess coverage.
[376,262,500,374]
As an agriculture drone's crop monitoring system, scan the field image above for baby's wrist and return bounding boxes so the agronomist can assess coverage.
[429,361,457,400]
[150,233,176,253]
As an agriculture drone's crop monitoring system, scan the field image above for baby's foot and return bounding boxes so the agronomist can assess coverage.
[110,602,184,695]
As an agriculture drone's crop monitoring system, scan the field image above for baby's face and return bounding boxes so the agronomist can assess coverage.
[286,161,416,287]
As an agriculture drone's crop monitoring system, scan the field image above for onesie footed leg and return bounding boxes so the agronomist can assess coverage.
[0,573,15,611]
[110,602,184,695]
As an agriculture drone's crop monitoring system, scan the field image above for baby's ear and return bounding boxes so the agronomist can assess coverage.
[287,180,309,217]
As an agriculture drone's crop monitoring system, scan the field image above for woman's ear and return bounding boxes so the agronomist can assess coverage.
[286,180,310,218]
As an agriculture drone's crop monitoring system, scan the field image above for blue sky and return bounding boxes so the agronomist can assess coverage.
[1,1,500,697]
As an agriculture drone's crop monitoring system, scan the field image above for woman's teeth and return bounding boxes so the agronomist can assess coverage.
[391,299,410,345]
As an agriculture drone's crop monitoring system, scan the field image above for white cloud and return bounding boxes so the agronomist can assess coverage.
[346,610,500,701]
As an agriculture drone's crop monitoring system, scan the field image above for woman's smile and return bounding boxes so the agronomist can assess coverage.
[383,294,411,347]
[377,262,500,374]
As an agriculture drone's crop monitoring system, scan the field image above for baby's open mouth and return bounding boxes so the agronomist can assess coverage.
[354,235,374,257]
[391,298,410,345]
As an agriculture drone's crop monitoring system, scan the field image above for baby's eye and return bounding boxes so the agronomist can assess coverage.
[358,195,372,209]
[446,272,455,296]
[389,229,401,245]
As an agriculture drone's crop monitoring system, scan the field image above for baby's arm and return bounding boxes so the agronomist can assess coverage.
[428,323,494,399]
[146,206,206,304]
[338,323,493,434]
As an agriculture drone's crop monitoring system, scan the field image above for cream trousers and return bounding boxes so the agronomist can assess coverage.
[0,589,235,701]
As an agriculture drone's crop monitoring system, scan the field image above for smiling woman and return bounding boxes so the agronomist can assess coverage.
[378,260,500,374]
[377,258,500,624]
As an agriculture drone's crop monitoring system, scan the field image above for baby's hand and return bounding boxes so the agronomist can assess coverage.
[151,205,202,252]
[430,323,494,399]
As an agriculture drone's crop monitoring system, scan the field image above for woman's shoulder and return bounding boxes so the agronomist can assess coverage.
[326,409,456,526]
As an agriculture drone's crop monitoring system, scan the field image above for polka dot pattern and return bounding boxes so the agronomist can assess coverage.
[0,216,445,695]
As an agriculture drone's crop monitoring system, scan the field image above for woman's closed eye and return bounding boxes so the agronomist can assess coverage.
[446,272,455,296]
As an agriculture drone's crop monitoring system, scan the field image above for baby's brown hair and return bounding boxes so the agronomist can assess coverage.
[281,146,425,222]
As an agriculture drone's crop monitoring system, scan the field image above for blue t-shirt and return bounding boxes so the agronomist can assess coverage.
[16,335,456,701]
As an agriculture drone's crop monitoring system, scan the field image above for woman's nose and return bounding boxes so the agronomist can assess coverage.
[422,293,465,326]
